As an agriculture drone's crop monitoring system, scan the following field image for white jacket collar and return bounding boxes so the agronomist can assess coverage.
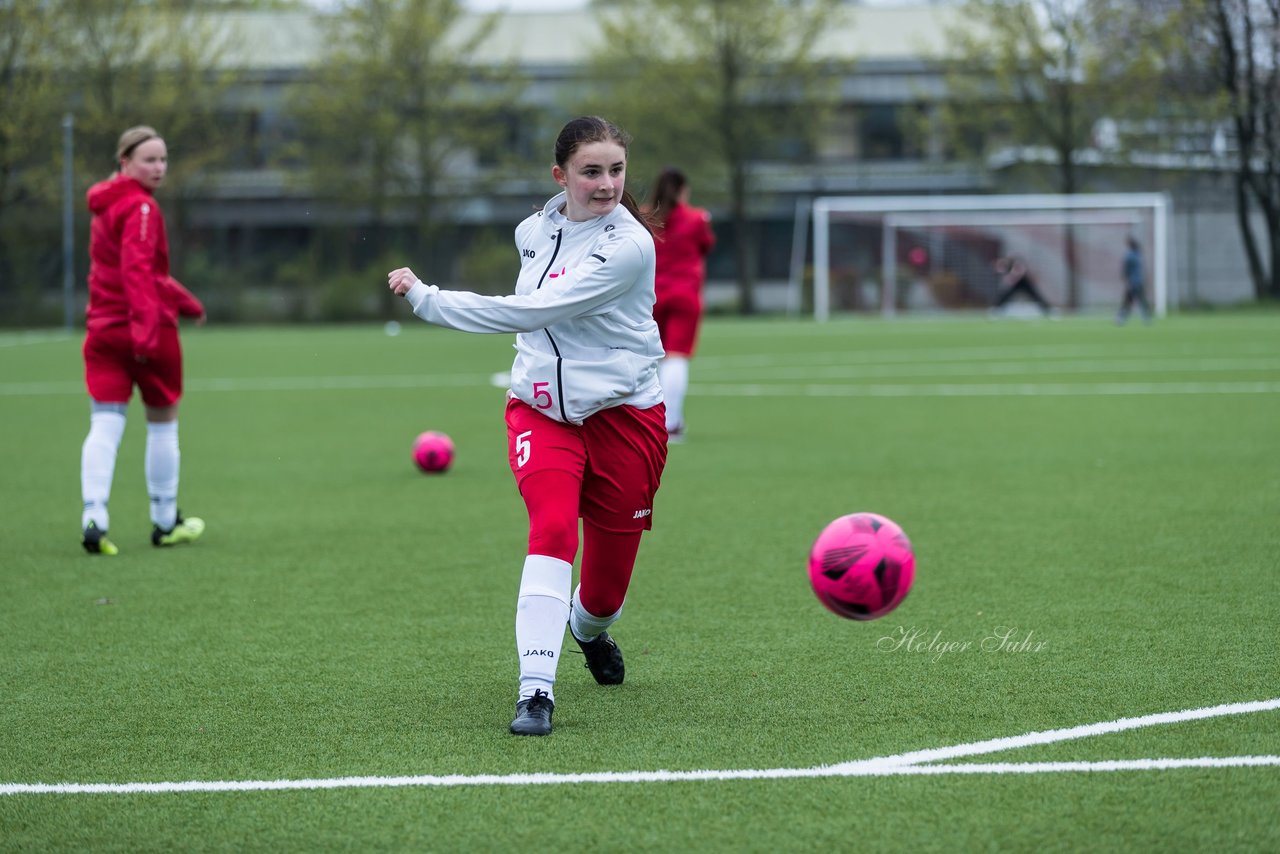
[538,191,629,237]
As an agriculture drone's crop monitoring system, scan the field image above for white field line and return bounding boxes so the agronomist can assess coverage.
[3,698,1276,796]
[861,757,1280,775]
[702,316,1280,338]
[4,376,1280,399]
[0,374,496,397]
[832,696,1280,771]
[694,381,1280,398]
[4,343,1275,397]
[0,333,76,348]
[695,343,1278,368]
[695,357,1280,381]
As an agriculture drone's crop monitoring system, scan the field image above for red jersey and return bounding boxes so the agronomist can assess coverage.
[653,202,715,300]
[86,175,203,359]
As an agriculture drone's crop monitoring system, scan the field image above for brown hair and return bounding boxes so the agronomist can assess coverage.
[647,167,687,228]
[115,125,161,162]
[553,116,655,235]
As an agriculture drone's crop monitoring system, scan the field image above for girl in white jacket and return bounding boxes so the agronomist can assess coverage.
[389,116,668,736]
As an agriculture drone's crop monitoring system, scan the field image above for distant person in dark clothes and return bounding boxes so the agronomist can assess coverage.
[991,255,1053,317]
[1116,236,1153,325]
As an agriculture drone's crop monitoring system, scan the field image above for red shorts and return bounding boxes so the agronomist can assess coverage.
[506,397,668,532]
[84,325,183,407]
[653,290,702,357]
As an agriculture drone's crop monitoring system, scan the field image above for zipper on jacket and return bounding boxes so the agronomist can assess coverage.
[536,229,570,423]
[535,230,564,291]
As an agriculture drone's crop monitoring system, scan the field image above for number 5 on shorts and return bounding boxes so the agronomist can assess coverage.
[515,430,533,468]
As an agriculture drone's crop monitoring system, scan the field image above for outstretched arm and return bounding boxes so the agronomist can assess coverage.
[388,236,649,334]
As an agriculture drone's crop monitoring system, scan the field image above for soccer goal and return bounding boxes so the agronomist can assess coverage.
[809,193,1171,320]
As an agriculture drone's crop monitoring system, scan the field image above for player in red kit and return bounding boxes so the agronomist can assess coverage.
[648,168,715,441]
[79,126,206,555]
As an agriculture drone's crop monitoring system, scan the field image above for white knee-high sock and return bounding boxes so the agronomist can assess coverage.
[146,421,180,530]
[515,554,572,702]
[81,407,127,530]
[569,585,622,643]
[658,356,689,431]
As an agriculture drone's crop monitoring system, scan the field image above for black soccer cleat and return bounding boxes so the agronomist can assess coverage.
[574,630,625,685]
[510,689,554,736]
[152,511,205,547]
[82,521,119,556]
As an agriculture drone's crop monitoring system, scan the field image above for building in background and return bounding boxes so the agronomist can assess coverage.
[3,3,1252,325]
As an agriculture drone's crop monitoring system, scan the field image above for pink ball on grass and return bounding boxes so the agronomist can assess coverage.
[413,431,455,474]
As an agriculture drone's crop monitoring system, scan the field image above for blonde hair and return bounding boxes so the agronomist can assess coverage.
[115,126,161,162]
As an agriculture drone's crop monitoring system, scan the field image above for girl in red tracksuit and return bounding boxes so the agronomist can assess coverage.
[79,125,206,555]
[648,168,715,440]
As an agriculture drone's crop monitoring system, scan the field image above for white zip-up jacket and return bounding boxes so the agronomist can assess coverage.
[405,192,664,425]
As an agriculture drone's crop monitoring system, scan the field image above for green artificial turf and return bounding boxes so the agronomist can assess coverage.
[1,312,1277,851]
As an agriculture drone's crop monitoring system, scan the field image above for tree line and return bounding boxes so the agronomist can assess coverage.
[1,0,1275,326]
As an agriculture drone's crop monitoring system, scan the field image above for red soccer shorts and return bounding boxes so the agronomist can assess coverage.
[506,397,668,533]
[83,325,183,407]
[653,290,702,357]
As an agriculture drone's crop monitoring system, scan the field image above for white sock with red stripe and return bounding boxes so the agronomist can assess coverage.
[515,554,571,703]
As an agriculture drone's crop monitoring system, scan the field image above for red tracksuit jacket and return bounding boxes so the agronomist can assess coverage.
[85,175,203,359]
[654,202,715,301]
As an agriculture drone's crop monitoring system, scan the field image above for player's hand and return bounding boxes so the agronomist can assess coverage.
[388,267,420,296]
[194,312,207,327]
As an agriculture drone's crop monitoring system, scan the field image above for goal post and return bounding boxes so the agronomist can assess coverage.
[810,193,1171,320]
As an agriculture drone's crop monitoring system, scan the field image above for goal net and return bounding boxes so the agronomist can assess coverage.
[809,193,1171,320]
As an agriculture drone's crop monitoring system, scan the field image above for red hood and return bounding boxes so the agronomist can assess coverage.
[83,170,202,353]
[87,175,149,215]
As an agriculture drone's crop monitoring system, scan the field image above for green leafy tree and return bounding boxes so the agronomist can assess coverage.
[584,0,845,314]
[0,0,240,318]
[1203,0,1280,301]
[944,2,1084,306]
[0,0,67,293]
[1108,0,1279,301]
[60,0,241,184]
[935,0,1130,306]
[287,0,523,291]
[936,0,1126,192]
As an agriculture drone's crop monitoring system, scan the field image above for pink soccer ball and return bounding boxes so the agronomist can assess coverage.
[808,512,915,620]
[412,431,454,473]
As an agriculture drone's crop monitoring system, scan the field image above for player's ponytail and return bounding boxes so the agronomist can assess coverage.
[619,190,656,236]
[647,168,686,229]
